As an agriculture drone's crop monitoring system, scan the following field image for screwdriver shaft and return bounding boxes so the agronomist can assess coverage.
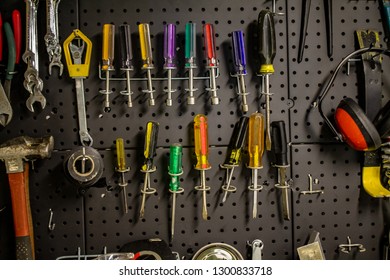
[104,70,111,110]
[210,68,218,105]
[263,74,271,151]
[125,70,132,107]
[146,69,155,106]
[171,192,176,240]
[253,169,258,219]
[238,74,248,112]
[187,67,195,104]
[222,167,235,203]
[167,69,173,106]
[201,170,208,220]
[121,173,128,214]
[139,173,149,218]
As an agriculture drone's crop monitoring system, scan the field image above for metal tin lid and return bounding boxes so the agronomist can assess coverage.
[192,243,244,260]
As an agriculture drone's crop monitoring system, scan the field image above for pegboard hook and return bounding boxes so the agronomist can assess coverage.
[338,236,366,254]
[48,208,55,231]
[300,174,324,195]
[270,0,284,16]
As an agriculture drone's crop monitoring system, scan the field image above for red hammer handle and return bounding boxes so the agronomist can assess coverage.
[8,163,35,260]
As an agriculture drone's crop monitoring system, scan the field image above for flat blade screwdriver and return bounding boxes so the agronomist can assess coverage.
[185,22,197,105]
[271,121,290,221]
[139,23,155,106]
[168,143,184,240]
[247,112,265,219]
[115,138,130,214]
[163,23,177,106]
[221,116,249,203]
[139,121,159,219]
[203,23,219,105]
[194,114,211,220]
[258,10,276,151]
[119,24,134,107]
[100,24,115,113]
[232,30,249,113]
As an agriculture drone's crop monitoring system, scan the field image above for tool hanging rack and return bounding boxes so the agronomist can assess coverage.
[0,0,388,260]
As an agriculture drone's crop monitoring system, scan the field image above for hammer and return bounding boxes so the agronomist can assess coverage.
[0,136,54,259]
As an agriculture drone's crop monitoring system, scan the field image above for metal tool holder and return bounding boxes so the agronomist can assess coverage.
[0,0,388,260]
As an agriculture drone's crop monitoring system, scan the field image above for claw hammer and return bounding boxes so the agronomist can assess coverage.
[0,136,54,259]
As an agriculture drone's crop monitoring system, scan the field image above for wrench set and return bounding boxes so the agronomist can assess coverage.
[0,0,390,260]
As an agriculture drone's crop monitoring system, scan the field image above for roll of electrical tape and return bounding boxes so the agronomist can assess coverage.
[64,146,104,187]
[192,243,243,260]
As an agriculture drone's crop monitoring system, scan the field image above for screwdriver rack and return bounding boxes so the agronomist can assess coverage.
[0,0,389,260]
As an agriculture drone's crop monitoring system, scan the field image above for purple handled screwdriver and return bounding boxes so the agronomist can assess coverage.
[164,24,177,106]
[232,30,249,113]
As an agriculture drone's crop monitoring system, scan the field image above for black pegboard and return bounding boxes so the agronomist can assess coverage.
[0,0,389,260]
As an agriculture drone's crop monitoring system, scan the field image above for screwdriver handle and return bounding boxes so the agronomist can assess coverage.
[12,10,22,64]
[258,10,276,74]
[271,121,289,167]
[102,24,115,71]
[139,23,154,68]
[119,25,133,70]
[116,138,127,171]
[164,23,176,69]
[248,112,265,169]
[169,144,183,192]
[142,121,159,171]
[225,116,249,165]
[185,22,197,68]
[194,114,210,170]
[203,23,218,67]
[232,30,247,75]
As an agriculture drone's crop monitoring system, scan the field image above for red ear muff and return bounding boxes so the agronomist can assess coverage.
[334,98,381,151]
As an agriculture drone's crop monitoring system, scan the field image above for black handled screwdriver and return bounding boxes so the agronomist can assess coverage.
[271,120,290,221]
[119,24,134,107]
[258,10,276,151]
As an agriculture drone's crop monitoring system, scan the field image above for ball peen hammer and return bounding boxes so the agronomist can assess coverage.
[0,136,54,259]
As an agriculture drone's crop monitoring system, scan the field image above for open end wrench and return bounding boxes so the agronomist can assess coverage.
[45,0,63,76]
[25,86,46,112]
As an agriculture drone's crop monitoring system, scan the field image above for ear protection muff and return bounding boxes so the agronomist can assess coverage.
[313,47,390,151]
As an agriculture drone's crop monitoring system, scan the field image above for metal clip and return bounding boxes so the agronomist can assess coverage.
[338,236,366,254]
[48,208,55,231]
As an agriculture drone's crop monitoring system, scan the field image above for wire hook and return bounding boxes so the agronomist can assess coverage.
[48,208,55,231]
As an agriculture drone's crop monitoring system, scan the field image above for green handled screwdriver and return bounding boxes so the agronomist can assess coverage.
[221,116,249,203]
[258,10,276,151]
[139,121,159,219]
[168,144,183,240]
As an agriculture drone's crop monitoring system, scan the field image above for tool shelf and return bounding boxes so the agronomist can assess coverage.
[0,0,388,260]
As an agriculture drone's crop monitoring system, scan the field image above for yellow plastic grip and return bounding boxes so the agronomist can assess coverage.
[63,29,92,78]
[139,23,153,68]
[194,114,210,170]
[116,138,126,172]
[102,24,115,71]
[248,112,265,168]
[362,166,390,197]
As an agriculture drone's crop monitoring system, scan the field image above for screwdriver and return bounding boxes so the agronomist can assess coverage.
[115,138,130,214]
[119,24,134,107]
[100,24,115,113]
[203,23,219,105]
[163,23,177,106]
[258,10,276,151]
[139,23,155,106]
[231,30,249,113]
[185,22,197,105]
[168,143,183,240]
[194,114,211,220]
[271,121,290,221]
[247,112,265,219]
[221,116,249,203]
[139,121,159,219]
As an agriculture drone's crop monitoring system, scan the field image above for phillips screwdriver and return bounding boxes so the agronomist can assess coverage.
[185,22,197,105]
[271,121,290,221]
[258,10,276,151]
[194,114,211,220]
[119,24,134,107]
[115,138,130,214]
[139,23,155,106]
[168,143,184,240]
[220,116,249,203]
[247,112,265,219]
[100,24,115,113]
[139,121,159,219]
[232,30,249,113]
[203,23,219,105]
[164,23,177,106]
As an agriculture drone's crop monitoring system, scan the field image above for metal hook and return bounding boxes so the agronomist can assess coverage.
[48,208,55,231]
[0,206,5,213]
[338,236,366,254]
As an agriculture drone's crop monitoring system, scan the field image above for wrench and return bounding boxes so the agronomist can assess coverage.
[45,0,63,75]
[23,0,45,112]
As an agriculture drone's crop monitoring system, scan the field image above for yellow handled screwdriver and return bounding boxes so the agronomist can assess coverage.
[194,114,211,220]
[115,138,130,214]
[100,24,115,113]
[247,112,265,219]
[139,23,155,106]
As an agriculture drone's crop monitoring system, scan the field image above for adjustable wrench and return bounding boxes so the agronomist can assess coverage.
[23,0,46,112]
[45,0,63,76]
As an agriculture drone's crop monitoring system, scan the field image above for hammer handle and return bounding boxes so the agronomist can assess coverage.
[8,163,35,260]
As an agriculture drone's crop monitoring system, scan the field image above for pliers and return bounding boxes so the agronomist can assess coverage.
[0,10,21,126]
[298,0,333,63]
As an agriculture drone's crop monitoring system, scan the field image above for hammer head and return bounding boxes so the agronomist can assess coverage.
[0,136,54,173]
